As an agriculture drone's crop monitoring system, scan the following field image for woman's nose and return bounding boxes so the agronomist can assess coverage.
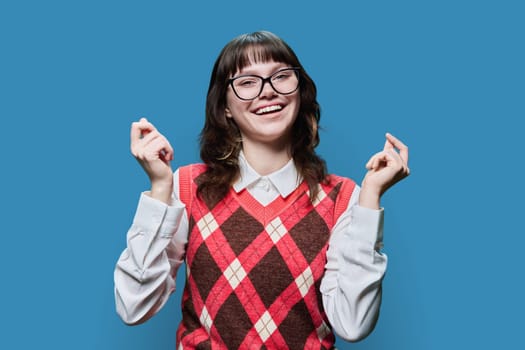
[258,79,277,98]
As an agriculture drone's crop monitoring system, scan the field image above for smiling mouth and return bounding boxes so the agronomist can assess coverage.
[254,104,283,115]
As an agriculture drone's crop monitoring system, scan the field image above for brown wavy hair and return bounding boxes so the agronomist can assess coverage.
[198,31,327,203]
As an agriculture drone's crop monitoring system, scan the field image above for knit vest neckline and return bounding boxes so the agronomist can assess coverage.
[232,181,309,224]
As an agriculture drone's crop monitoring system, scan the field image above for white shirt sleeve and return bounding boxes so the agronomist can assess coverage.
[320,185,387,341]
[114,170,189,325]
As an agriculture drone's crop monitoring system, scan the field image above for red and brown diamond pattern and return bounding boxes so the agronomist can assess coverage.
[177,165,354,349]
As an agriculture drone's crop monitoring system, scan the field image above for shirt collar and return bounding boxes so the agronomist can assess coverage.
[233,151,303,198]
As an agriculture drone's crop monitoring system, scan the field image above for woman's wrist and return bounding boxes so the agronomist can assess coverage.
[150,179,173,204]
[358,185,381,210]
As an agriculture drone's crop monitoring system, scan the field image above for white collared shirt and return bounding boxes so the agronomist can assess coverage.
[234,151,301,205]
[115,155,386,342]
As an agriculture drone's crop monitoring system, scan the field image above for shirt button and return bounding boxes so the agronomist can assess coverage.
[259,178,271,192]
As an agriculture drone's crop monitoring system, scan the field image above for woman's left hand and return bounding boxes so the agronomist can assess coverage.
[359,133,410,209]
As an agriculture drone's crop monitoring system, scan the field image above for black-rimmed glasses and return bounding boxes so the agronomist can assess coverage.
[228,67,300,101]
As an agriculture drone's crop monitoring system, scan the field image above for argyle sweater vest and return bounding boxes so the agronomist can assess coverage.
[176,164,356,349]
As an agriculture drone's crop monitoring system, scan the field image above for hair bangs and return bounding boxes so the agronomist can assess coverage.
[222,31,299,78]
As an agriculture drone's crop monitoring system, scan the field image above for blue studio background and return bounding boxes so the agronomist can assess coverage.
[1,0,523,349]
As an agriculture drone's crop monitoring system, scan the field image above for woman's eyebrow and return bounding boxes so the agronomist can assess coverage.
[237,63,288,76]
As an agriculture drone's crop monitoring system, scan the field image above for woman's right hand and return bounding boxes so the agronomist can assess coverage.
[130,117,174,204]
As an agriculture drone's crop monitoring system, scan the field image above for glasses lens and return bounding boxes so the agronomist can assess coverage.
[232,76,263,100]
[230,68,299,100]
[271,69,299,95]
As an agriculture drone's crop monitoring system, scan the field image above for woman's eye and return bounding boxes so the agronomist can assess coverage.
[238,79,257,87]
[273,72,291,81]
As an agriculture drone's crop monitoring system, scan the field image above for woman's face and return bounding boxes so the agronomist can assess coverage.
[225,60,300,149]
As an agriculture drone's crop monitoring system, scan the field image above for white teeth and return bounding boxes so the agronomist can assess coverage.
[255,105,282,115]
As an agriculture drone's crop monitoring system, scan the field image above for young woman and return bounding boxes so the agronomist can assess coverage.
[115,31,409,349]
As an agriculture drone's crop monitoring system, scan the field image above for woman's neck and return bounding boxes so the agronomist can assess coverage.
[241,140,292,176]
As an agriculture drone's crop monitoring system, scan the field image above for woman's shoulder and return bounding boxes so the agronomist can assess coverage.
[175,163,207,188]
[322,174,359,218]
[177,163,207,175]
[324,173,357,188]
[321,173,359,200]
[174,163,208,207]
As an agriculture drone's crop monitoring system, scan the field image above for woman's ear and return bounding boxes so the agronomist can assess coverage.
[225,107,232,118]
